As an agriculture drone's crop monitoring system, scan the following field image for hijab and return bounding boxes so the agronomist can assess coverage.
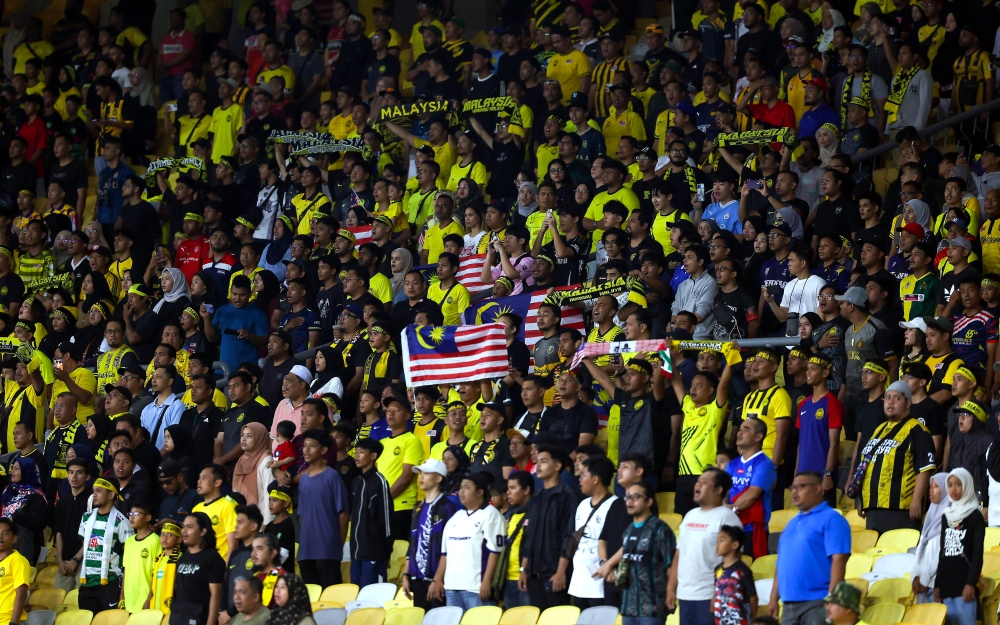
[1,456,45,517]
[265,216,295,266]
[917,473,951,554]
[154,268,191,313]
[86,413,112,455]
[67,443,99,479]
[311,345,340,392]
[39,307,76,358]
[84,222,111,249]
[58,65,78,92]
[232,422,272,506]
[945,467,980,525]
[951,165,979,198]
[816,124,839,167]
[818,9,845,52]
[190,271,221,312]
[441,445,471,495]
[254,270,282,314]
[517,182,539,218]
[165,424,195,461]
[905,199,932,234]
[775,207,804,239]
[268,574,313,625]
[127,67,156,107]
[390,249,414,298]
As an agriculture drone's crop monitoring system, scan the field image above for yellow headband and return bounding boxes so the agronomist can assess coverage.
[955,366,978,384]
[789,348,809,360]
[236,216,256,230]
[958,400,988,422]
[627,362,651,375]
[755,351,778,364]
[161,523,182,537]
[269,489,293,513]
[184,212,204,223]
[983,279,1000,288]
[863,362,888,376]
[94,478,119,496]
[0,247,11,260]
[183,307,200,321]
[808,356,833,370]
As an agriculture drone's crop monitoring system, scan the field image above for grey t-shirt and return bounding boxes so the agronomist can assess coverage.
[532,335,561,368]
[288,50,325,111]
[885,69,933,135]
[238,607,271,625]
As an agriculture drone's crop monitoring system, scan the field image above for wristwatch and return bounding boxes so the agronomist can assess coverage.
[824,470,833,477]
[519,567,526,572]
[71,557,79,564]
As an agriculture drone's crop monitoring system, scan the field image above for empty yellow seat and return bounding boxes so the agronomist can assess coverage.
[306,584,322,602]
[28,589,65,611]
[768,510,798,533]
[460,606,501,625]
[499,606,540,625]
[32,567,57,589]
[92,610,129,625]
[320,584,360,604]
[655,492,675,514]
[126,610,165,625]
[862,603,905,625]
[383,601,413,611]
[55,611,93,625]
[867,578,911,606]
[659,513,681,533]
[902,603,947,625]
[852,530,878,553]
[383,607,422,625]
[750,555,777,580]
[845,555,873,578]
[985,527,1000,551]
[345,608,384,625]
[61,590,78,607]
[876,529,920,551]
[844,510,866,529]
[538,606,580,625]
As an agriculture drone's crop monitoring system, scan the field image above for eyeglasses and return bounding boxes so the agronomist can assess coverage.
[120,373,139,381]
[126,511,145,517]
[669,148,685,154]
[550,166,565,172]
[819,293,835,300]
[240,143,253,148]
[291,244,305,250]
[715,267,733,274]
[767,233,785,239]
[708,244,725,250]
[84,228,97,234]
[623,493,647,501]
[105,328,122,334]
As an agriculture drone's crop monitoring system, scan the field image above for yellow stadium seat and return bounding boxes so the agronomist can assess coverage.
[321,584,360,604]
[846,555,873,578]
[345,608,385,625]
[53,606,74,615]
[750,555,777,580]
[902,603,947,625]
[306,585,322,602]
[538,606,580,625]
[876,529,920,551]
[55,611,93,625]
[460,606,501,625]
[312,602,344,611]
[867,578,911,606]
[987,527,1000,551]
[394,588,407,600]
[984,595,1000,625]
[499,606,540,625]
[28,567,36,583]
[28,589,65,611]
[341,561,351,584]
[383,608,423,625]
[383,601,413,611]
[659,513,682,533]
[62,590,78,607]
[862,603,905,625]
[784,490,794,509]
[844,510,866,529]
[866,547,902,561]
[655,492,675,514]
[768,510,798,533]
[388,540,409,581]
[655,0,672,17]
[984,553,1000,575]
[31,567,57,589]
[852,530,879,553]
[92,610,129,625]
[126,610,165,625]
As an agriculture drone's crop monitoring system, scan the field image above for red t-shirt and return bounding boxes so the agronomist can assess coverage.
[747,101,797,150]
[160,29,196,77]
[18,116,47,178]
[175,235,212,282]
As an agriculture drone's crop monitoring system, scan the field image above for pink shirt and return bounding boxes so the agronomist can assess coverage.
[160,29,195,76]
[271,398,303,451]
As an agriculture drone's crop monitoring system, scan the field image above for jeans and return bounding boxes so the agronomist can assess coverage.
[159,74,184,103]
[943,596,977,625]
[679,599,713,625]
[622,618,666,625]
[504,580,530,609]
[350,560,386,588]
[445,590,494,612]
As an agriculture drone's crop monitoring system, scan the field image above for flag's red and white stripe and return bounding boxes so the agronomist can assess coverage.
[348,225,373,248]
[525,287,586,349]
[569,339,668,370]
[457,254,489,292]
[402,323,509,386]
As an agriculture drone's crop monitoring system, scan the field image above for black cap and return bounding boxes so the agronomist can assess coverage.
[271,329,292,347]
[104,384,132,403]
[158,459,183,478]
[679,29,701,40]
[118,362,145,376]
[477,401,506,415]
[769,222,793,237]
[383,395,412,412]
[568,91,588,111]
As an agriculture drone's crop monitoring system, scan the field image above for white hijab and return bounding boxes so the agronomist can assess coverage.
[945,467,981,525]
[818,9,846,53]
[153,268,191,313]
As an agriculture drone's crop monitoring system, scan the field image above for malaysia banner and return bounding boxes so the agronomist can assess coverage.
[402,323,509,386]
[456,254,489,292]
[347,225,373,248]
[463,286,586,352]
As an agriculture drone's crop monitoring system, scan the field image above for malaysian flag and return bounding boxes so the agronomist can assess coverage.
[457,253,489,292]
[463,287,586,353]
[348,225,373,249]
[402,323,509,386]
[525,287,585,350]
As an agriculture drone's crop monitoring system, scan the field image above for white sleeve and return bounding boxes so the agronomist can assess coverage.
[484,508,507,552]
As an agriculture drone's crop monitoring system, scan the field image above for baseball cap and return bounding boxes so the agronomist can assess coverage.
[848,96,870,108]
[373,214,394,229]
[506,428,529,440]
[673,99,696,117]
[769,222,792,237]
[899,318,928,332]
[270,329,293,347]
[220,78,240,89]
[289,364,313,385]
[419,24,442,37]
[834,286,869,307]
[679,29,700,39]
[383,395,412,412]
[598,31,622,41]
[945,218,969,232]
[478,401,505,415]
[948,236,972,250]
[955,399,989,422]
[283,258,307,273]
[718,102,736,116]
[118,362,145,377]
[645,23,665,34]
[897,221,925,239]
[806,76,829,92]
[104,385,132,403]
[922,316,954,333]
[341,303,364,319]
[158,459,183,479]
[569,91,589,111]
[413,458,448,477]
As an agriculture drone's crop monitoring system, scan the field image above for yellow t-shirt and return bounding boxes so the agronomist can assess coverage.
[12,40,54,75]
[409,19,445,58]
[601,106,647,155]
[183,3,207,31]
[369,272,394,304]
[506,511,527,580]
[0,551,29,623]
[585,186,640,251]
[50,367,97,424]
[415,139,457,180]
[606,405,621,465]
[429,437,477,460]
[742,386,792,461]
[192,496,237,559]
[25,81,45,96]
[406,188,437,226]
[413,416,442,459]
[423,219,465,264]
[257,64,296,92]
[546,50,592,104]
[679,396,727,476]
[375,431,425,511]
[123,532,163,613]
[373,202,407,234]
[447,160,488,192]
[115,27,149,66]
[175,114,211,157]
[536,144,559,184]
[980,218,1000,276]
[210,103,243,162]
[200,0,233,33]
[651,210,690,256]
[291,192,333,235]
[181,387,230,410]
[427,280,470,325]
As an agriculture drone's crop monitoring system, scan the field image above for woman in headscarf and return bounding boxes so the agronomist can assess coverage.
[440,445,471,498]
[74,303,110,364]
[1,456,48,563]
[153,268,191,325]
[83,221,110,249]
[253,270,282,319]
[163,425,198,489]
[775,206,805,240]
[125,67,157,157]
[268,574,316,625]
[816,7,845,53]
[912,473,951,602]
[80,272,115,324]
[775,16,809,69]
[310,346,345,399]
[39,307,76,358]
[512,181,540,228]
[948,400,992,497]
[934,467,985,621]
[85,413,113,472]
[261,215,295,282]
[232,422,274,522]
[574,179,596,212]
[190,272,221,313]
[390,248,414,303]
[697,218,719,245]
[815,124,839,168]
[902,199,934,243]
[65,444,99,483]
[55,65,82,120]
[797,311,823,341]
[742,215,767,263]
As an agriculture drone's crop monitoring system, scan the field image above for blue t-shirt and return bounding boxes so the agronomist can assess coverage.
[211,303,269,370]
[360,417,392,442]
[796,392,843,474]
[798,103,840,144]
[951,311,998,374]
[279,306,321,354]
[776,502,852,601]
[811,261,851,294]
[725,451,776,528]
[298,465,351,560]
[702,200,743,233]
[670,265,691,293]
[760,256,791,292]
[887,252,912,283]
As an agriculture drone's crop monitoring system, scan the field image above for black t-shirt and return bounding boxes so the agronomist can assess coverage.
[264,517,296,570]
[598,497,631,555]
[542,233,587,286]
[0,272,25,312]
[508,340,531,378]
[631,177,657,212]
[713,287,758,340]
[911,397,947,436]
[314,284,345,343]
[426,77,463,104]
[538,401,599,455]
[939,265,981,307]
[172,548,226,622]
[840,122,880,158]
[129,310,163,363]
[119,199,163,263]
[1,161,36,199]
[245,114,284,151]
[490,140,524,200]
[853,394,886,453]
[468,436,515,483]
[813,195,861,241]
[49,160,89,208]
[260,358,298,411]
[179,405,225,473]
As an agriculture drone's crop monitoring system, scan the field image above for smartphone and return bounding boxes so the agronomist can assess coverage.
[204,304,215,314]
[696,183,705,203]
[747,179,764,190]
[223,329,240,336]
[165,103,177,113]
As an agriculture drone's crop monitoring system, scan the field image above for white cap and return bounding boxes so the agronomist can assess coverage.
[413,458,448,477]
[899,318,928,333]
[289,364,313,385]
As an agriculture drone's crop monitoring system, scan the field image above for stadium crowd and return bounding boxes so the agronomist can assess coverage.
[0,0,999,624]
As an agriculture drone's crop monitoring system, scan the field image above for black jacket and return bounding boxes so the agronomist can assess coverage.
[521,479,578,577]
[350,466,393,561]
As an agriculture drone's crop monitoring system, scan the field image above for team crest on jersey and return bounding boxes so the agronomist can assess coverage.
[212,515,220,525]
[698,407,707,416]
[635,400,644,409]
[141,548,149,558]
[394,446,402,455]
[816,408,825,419]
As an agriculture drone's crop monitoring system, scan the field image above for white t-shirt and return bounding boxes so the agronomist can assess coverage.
[442,505,507,592]
[568,496,619,599]
[676,505,741,601]
[780,275,826,316]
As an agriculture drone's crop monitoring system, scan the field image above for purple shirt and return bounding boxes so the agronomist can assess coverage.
[298,465,350,560]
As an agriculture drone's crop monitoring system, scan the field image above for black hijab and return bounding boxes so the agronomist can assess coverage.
[254,270,281,314]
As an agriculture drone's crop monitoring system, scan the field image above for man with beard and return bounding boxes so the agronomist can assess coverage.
[798,78,840,141]
[657,140,708,216]
[250,533,287,608]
